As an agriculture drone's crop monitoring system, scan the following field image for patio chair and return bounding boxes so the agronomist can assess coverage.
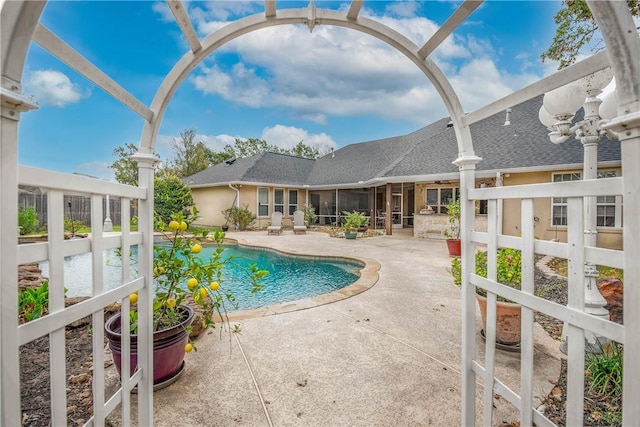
[267,211,283,235]
[293,210,307,234]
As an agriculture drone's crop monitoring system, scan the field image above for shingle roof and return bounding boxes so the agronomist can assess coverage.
[185,95,621,188]
[185,152,315,187]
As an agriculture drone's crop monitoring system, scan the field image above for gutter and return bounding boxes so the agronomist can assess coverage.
[229,183,240,208]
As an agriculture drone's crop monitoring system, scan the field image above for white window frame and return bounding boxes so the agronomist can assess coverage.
[425,187,458,214]
[274,188,284,214]
[258,187,269,217]
[550,171,622,228]
[288,189,298,216]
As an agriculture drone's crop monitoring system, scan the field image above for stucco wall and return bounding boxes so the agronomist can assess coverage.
[501,170,622,250]
[191,186,236,227]
[413,169,622,250]
[192,185,308,229]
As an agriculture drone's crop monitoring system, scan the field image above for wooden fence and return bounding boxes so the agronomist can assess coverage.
[18,189,136,228]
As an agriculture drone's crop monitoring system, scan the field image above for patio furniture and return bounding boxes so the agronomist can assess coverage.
[267,211,283,235]
[293,210,307,234]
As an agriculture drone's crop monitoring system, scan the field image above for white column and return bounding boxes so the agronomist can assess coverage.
[453,153,482,427]
[130,152,158,427]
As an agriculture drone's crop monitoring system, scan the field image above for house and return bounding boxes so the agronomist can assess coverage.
[186,95,621,249]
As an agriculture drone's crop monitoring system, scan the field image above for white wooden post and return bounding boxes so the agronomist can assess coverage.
[454,153,481,427]
[131,152,158,426]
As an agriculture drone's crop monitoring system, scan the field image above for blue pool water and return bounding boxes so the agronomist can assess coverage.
[40,245,362,310]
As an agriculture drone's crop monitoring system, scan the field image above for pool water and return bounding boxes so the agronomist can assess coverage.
[40,244,362,311]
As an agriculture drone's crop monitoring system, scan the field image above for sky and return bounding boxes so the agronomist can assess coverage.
[18,0,567,181]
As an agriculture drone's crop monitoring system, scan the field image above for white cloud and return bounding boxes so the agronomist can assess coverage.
[183,5,547,125]
[74,161,114,181]
[260,125,337,152]
[151,1,173,23]
[24,70,85,107]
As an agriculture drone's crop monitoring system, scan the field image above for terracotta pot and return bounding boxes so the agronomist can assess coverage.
[475,295,521,346]
[446,239,461,257]
[105,305,195,388]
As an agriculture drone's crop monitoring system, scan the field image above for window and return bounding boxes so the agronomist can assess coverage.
[258,188,269,217]
[551,171,621,227]
[288,190,298,215]
[426,188,458,214]
[274,189,284,214]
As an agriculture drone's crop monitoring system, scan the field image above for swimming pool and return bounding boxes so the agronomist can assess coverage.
[39,244,363,311]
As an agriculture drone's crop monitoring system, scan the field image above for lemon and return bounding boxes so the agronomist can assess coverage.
[166,298,176,308]
[184,343,193,353]
[191,243,202,254]
[187,278,198,290]
[209,281,219,291]
[199,288,208,299]
[153,267,159,277]
[178,221,187,231]
[168,220,180,230]
[129,293,138,304]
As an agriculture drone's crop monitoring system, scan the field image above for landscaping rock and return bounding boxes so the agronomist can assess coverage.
[597,277,623,324]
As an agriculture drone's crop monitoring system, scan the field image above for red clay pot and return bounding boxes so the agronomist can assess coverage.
[446,239,461,257]
[105,305,195,388]
[476,295,521,346]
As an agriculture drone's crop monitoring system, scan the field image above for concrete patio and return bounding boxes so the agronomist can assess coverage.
[116,230,563,426]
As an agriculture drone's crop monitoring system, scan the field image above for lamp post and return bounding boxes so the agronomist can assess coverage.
[538,68,618,352]
[103,194,113,232]
[67,200,75,237]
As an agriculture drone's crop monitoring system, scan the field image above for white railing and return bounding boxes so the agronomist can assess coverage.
[14,166,151,426]
[462,176,627,426]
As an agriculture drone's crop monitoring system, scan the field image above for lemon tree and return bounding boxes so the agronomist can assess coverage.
[128,213,268,351]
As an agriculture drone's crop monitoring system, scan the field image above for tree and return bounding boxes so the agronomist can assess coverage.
[169,128,212,178]
[290,140,321,159]
[206,138,324,164]
[154,170,194,225]
[109,143,140,186]
[542,0,640,69]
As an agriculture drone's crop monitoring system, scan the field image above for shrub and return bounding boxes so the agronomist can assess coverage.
[586,341,623,397]
[18,207,39,235]
[154,171,194,225]
[443,199,461,240]
[451,247,522,303]
[19,281,49,322]
[222,205,256,231]
[64,217,84,234]
[302,204,317,227]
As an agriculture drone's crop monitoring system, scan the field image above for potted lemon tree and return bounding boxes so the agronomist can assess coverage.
[451,248,522,347]
[104,214,268,388]
[443,199,461,257]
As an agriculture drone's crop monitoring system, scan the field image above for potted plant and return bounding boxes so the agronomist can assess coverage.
[104,213,268,389]
[443,199,461,257]
[341,210,369,239]
[451,248,522,347]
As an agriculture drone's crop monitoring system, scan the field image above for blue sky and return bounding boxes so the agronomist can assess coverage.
[19,0,564,180]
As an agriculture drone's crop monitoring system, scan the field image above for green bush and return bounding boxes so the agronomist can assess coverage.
[154,172,194,225]
[302,204,317,227]
[18,207,39,235]
[222,204,256,231]
[19,281,49,322]
[64,217,84,233]
[586,341,623,397]
[451,248,522,303]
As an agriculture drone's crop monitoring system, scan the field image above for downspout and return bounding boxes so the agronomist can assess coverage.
[229,183,240,208]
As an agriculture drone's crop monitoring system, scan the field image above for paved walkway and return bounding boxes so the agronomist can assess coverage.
[125,230,563,426]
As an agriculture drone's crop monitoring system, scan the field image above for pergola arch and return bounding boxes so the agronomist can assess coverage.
[2,1,639,426]
[140,8,473,157]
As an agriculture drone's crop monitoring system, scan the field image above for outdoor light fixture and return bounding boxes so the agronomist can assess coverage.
[539,68,617,351]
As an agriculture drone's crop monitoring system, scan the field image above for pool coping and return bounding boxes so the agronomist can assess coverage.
[220,237,381,321]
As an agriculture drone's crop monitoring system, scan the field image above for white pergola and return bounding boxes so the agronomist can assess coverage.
[1,1,639,426]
